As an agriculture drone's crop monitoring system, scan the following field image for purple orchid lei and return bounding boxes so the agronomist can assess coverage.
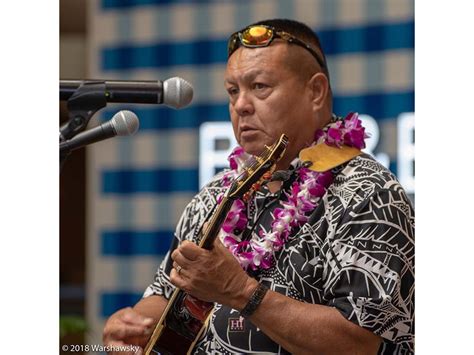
[218,112,368,271]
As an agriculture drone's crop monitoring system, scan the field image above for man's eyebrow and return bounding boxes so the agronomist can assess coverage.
[224,68,267,85]
[224,77,235,85]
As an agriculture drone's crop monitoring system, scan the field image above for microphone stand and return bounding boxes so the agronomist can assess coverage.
[60,81,107,171]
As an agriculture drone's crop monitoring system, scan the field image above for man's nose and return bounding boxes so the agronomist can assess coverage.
[234,91,255,117]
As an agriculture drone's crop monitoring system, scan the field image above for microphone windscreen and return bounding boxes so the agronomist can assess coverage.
[163,77,194,109]
[111,110,139,136]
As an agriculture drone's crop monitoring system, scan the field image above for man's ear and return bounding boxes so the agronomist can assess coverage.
[307,72,329,111]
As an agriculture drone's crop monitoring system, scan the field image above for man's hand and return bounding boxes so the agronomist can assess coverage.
[102,307,155,354]
[170,238,257,310]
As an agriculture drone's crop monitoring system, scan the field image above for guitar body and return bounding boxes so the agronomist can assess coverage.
[147,289,213,355]
[144,135,288,355]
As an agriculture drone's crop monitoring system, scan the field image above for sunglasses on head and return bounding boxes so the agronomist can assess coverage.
[227,25,326,69]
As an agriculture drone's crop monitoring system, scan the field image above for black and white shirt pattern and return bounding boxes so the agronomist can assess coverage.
[144,153,415,354]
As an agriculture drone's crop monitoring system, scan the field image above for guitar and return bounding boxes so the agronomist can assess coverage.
[144,134,289,355]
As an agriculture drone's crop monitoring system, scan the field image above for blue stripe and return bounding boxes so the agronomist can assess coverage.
[102,39,227,69]
[389,160,398,176]
[102,168,199,193]
[102,0,231,9]
[102,103,229,129]
[103,91,414,130]
[102,230,173,255]
[101,292,142,317]
[101,21,414,70]
[333,91,414,120]
[320,22,414,55]
[101,160,405,195]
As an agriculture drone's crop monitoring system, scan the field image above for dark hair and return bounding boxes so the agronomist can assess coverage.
[251,18,330,81]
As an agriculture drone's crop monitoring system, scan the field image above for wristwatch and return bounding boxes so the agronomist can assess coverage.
[240,282,269,318]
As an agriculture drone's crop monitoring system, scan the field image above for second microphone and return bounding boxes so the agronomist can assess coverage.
[60,110,140,154]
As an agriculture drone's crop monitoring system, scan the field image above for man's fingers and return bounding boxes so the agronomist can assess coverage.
[171,241,204,266]
[169,268,187,291]
[120,308,154,326]
[172,261,185,273]
[172,261,188,277]
[179,240,205,261]
[213,236,224,249]
[171,249,193,269]
[108,323,152,340]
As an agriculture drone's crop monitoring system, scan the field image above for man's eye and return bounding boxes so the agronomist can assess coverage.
[253,83,267,90]
[227,87,239,96]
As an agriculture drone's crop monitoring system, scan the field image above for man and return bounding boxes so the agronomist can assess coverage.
[103,19,414,354]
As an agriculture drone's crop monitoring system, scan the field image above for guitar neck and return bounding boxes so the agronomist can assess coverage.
[199,195,234,250]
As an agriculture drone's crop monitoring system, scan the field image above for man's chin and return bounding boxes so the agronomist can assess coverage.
[240,144,265,157]
[239,133,274,156]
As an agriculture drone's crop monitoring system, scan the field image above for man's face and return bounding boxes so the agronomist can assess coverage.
[224,42,319,162]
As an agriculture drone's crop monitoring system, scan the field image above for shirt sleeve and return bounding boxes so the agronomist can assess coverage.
[323,188,414,347]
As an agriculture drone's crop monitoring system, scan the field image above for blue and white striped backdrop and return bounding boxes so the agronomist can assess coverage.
[86,0,414,345]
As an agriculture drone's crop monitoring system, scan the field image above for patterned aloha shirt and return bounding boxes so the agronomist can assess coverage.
[144,153,415,354]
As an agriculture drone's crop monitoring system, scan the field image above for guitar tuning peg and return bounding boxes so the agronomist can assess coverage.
[251,182,261,191]
[262,172,272,181]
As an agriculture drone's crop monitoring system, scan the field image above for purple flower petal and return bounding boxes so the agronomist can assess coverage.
[314,129,325,142]
[327,128,343,146]
[344,129,365,149]
[238,241,250,251]
[223,236,238,246]
[228,146,246,170]
[309,184,326,197]
[317,171,334,187]
[344,112,358,124]
[260,256,272,269]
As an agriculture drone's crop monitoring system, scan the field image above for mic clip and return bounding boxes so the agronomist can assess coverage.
[60,81,108,142]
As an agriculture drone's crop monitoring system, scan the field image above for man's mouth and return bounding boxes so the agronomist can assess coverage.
[240,127,258,137]
[240,125,257,133]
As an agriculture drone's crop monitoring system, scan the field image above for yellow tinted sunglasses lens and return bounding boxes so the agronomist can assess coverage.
[241,26,273,46]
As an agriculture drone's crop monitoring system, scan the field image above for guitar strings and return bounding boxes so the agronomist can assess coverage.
[236,139,285,182]
[244,143,275,171]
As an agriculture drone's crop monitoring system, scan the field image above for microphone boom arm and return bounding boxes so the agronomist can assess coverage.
[60,81,108,171]
[60,81,108,142]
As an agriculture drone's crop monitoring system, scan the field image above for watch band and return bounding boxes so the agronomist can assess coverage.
[240,282,269,318]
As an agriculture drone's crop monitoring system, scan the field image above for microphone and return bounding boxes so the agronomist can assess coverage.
[60,110,139,153]
[60,77,194,109]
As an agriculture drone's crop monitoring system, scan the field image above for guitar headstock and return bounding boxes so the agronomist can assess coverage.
[227,134,289,201]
